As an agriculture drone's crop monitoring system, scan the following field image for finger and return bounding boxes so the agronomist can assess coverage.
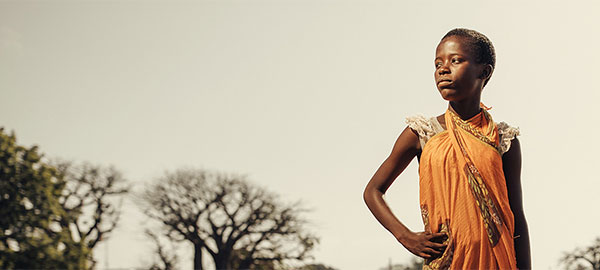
[427,241,447,249]
[419,252,431,259]
[423,247,441,256]
[430,232,447,238]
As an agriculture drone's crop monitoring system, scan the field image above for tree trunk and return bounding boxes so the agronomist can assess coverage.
[193,244,203,270]
[214,252,232,270]
[238,259,252,270]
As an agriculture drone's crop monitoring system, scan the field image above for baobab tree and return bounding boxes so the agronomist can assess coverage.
[139,168,317,270]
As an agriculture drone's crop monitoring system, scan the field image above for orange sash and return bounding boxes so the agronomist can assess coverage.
[419,108,517,269]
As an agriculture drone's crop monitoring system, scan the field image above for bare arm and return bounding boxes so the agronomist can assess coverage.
[502,138,531,269]
[363,126,446,259]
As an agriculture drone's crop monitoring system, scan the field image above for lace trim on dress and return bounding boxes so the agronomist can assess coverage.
[407,115,519,154]
[406,115,437,149]
[497,122,520,155]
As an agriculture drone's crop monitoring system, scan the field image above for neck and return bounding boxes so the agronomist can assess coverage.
[448,97,481,120]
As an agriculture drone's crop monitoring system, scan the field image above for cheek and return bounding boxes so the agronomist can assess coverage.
[464,67,481,81]
[454,69,476,85]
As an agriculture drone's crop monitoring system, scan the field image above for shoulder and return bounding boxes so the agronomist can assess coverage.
[497,121,521,155]
[405,114,444,149]
[405,115,433,136]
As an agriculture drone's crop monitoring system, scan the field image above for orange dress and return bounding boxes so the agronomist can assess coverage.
[411,108,518,270]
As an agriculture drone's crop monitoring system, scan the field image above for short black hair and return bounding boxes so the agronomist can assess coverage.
[442,28,495,86]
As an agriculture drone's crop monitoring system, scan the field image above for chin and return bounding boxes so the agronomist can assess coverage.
[439,89,458,101]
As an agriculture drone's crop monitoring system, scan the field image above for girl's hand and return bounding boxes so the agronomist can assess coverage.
[398,231,447,259]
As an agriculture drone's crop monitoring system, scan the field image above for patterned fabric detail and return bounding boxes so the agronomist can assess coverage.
[464,166,502,246]
[448,109,499,152]
[421,204,431,233]
[423,219,454,270]
[449,110,503,247]
[497,121,520,155]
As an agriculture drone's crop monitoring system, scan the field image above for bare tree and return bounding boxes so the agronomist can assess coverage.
[54,161,129,268]
[561,237,600,270]
[146,229,179,270]
[138,168,318,270]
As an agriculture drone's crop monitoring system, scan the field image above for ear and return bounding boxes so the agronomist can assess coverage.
[480,64,493,81]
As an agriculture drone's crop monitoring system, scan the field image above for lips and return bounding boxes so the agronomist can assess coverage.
[437,79,452,85]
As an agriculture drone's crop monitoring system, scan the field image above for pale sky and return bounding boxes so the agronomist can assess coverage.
[1,1,599,269]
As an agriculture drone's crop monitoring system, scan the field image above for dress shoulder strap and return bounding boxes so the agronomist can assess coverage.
[497,121,520,155]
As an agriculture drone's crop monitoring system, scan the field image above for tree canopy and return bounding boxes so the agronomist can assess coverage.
[0,128,128,269]
[54,160,129,268]
[139,168,318,270]
[0,128,74,269]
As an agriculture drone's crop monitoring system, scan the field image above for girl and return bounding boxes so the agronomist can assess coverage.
[363,28,531,269]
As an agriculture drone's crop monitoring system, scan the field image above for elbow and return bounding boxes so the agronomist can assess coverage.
[363,185,373,206]
[363,184,381,207]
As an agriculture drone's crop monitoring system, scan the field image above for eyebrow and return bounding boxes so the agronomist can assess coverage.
[435,53,464,60]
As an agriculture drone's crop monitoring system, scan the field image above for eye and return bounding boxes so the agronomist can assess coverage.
[435,61,442,68]
[451,58,462,64]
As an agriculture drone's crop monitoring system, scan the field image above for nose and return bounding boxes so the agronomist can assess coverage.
[437,63,450,75]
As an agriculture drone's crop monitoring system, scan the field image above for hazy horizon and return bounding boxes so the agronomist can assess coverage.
[1,1,599,269]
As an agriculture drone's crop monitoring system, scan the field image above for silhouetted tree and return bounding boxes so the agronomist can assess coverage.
[139,168,318,270]
[54,161,129,268]
[146,229,178,270]
[561,237,600,270]
[0,128,76,269]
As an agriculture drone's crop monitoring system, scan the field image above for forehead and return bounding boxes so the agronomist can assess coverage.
[435,36,475,58]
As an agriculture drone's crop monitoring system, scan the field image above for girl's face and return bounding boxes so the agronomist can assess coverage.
[434,36,488,102]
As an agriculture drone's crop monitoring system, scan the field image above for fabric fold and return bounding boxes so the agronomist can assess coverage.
[420,108,517,270]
